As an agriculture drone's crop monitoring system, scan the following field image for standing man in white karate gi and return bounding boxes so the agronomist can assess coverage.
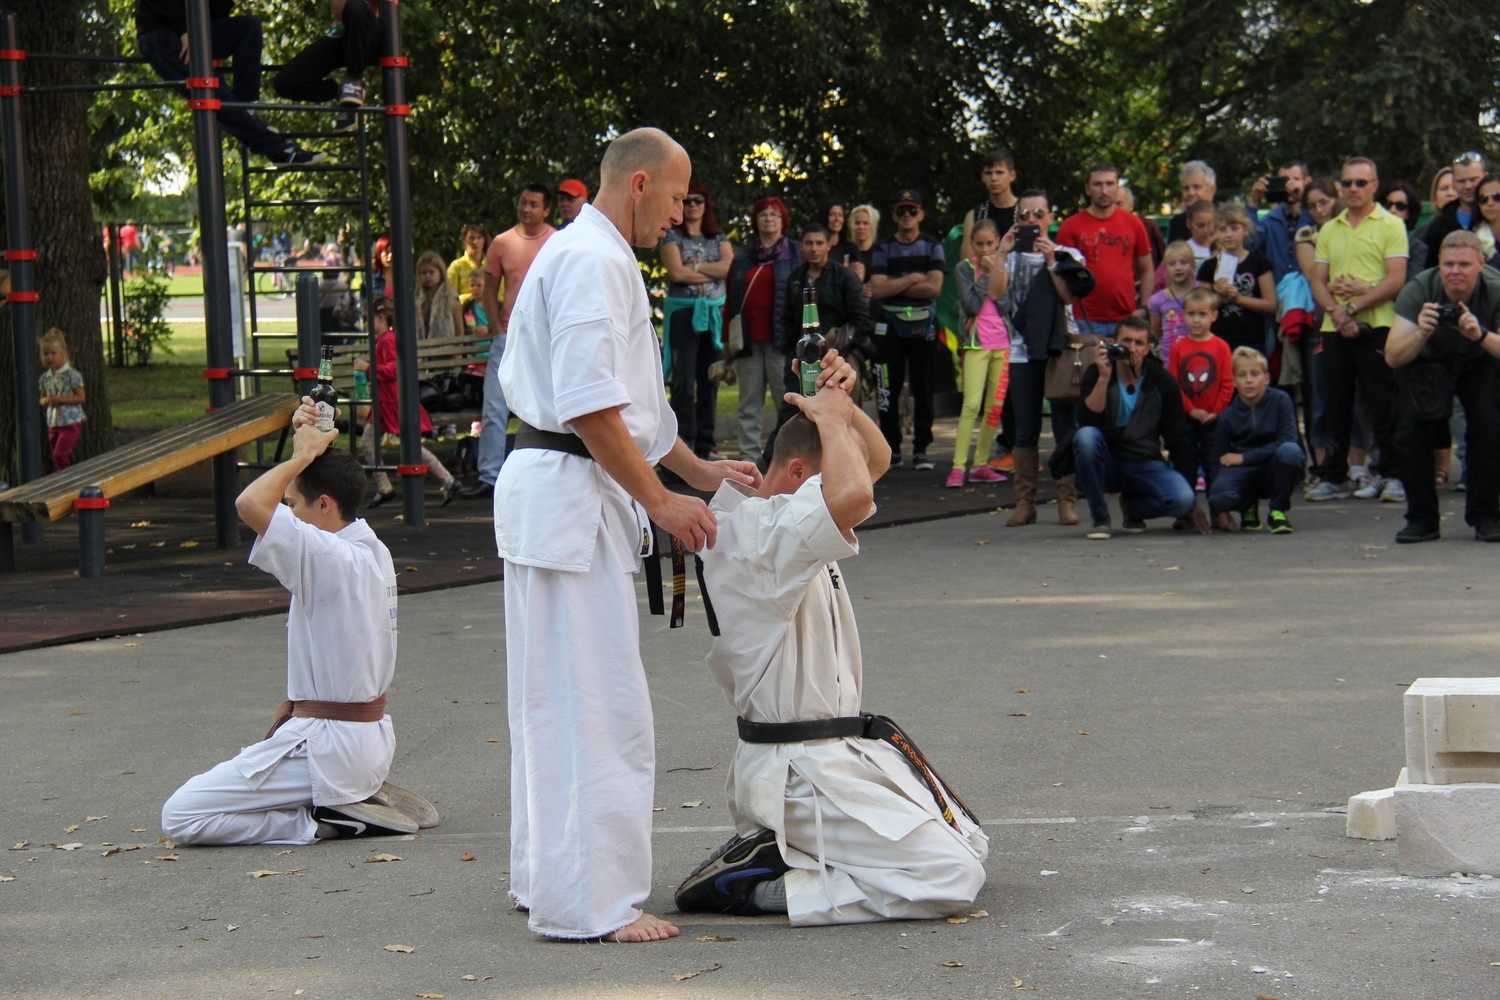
[675,375,989,925]
[495,127,761,942]
[162,399,435,845]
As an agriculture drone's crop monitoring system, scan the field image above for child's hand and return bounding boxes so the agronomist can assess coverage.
[1188,407,1209,423]
[353,357,370,373]
[1220,452,1243,467]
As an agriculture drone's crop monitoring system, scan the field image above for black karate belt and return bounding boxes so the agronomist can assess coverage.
[514,422,686,626]
[694,555,721,636]
[735,713,980,832]
[643,524,686,628]
[513,421,593,458]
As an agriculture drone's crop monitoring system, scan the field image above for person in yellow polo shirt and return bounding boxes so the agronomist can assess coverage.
[1306,156,1409,503]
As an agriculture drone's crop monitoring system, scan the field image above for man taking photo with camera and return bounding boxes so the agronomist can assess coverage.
[1384,230,1500,543]
[1072,316,1208,539]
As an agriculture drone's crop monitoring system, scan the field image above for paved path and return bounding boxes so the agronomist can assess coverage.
[4,489,1499,998]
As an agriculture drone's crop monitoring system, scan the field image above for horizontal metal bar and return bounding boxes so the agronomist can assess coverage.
[221,100,384,113]
[246,197,364,207]
[23,80,180,94]
[245,162,360,174]
[26,52,153,65]
[250,264,360,273]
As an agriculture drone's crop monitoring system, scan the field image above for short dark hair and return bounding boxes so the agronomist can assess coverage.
[521,183,553,208]
[1116,314,1151,337]
[984,149,1015,171]
[293,449,367,522]
[1017,188,1050,203]
[800,222,830,240]
[769,413,822,469]
[1087,162,1118,181]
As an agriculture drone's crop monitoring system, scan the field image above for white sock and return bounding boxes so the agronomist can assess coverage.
[1351,464,1368,480]
[751,876,787,912]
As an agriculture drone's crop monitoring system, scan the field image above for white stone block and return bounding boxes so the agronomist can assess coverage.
[1346,784,1397,840]
[1395,769,1500,876]
[1404,677,1500,784]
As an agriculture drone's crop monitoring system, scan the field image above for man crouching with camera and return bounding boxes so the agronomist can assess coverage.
[1384,230,1500,544]
[1072,316,1209,539]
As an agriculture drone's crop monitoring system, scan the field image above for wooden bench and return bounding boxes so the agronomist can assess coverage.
[0,393,299,574]
[287,332,491,424]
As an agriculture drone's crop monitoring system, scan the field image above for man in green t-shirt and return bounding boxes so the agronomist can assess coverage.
[1385,230,1500,543]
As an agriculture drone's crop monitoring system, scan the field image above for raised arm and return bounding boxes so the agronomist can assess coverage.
[236,398,336,536]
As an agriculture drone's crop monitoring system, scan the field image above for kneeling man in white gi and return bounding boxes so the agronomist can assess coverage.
[676,369,988,925]
[161,399,436,845]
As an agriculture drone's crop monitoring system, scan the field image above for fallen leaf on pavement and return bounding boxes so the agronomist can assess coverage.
[1241,886,1256,893]
[86,816,106,823]
[460,853,475,862]
[64,825,79,834]
[11,842,29,850]
[696,935,734,941]
[941,960,963,967]
[946,916,968,924]
[383,944,415,953]
[1015,688,1028,694]
[101,847,122,857]
[460,975,477,982]
[416,994,444,999]
[1009,712,1031,717]
[248,869,285,877]
[226,924,238,932]
[54,843,84,852]
[155,853,180,861]
[1105,956,1131,965]
[364,853,403,863]
[1076,730,1090,736]
[180,540,200,548]
[681,800,703,808]
[0,875,15,882]
[969,909,989,918]
[672,963,722,981]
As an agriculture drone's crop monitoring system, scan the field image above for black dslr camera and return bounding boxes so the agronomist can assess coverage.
[1104,341,1132,361]
[1436,302,1464,327]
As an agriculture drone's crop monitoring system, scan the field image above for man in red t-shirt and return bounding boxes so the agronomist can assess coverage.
[462,185,557,499]
[1056,164,1153,338]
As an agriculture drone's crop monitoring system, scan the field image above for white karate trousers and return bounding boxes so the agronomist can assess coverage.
[504,524,656,938]
[781,770,988,926]
[162,748,318,846]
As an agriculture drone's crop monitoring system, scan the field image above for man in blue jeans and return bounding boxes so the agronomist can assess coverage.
[135,0,324,167]
[1073,316,1208,539]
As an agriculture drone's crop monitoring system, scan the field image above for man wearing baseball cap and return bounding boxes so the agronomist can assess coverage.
[870,188,947,470]
[556,179,589,228]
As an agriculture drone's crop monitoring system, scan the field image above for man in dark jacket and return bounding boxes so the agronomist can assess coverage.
[1418,153,1486,250]
[1073,316,1207,539]
[135,0,323,167]
[764,224,873,462]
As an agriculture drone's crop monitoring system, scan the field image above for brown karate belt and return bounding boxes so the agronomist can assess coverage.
[266,695,388,740]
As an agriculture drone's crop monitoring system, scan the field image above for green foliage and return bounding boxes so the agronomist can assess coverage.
[120,273,175,367]
[76,1,1500,249]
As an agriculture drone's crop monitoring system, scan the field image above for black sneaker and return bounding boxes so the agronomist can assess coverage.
[1085,517,1112,540]
[1474,520,1500,543]
[1118,496,1145,533]
[1241,503,1262,531]
[268,145,328,169]
[312,800,418,839]
[1267,509,1293,534]
[912,453,935,471]
[332,105,359,133]
[674,829,788,915]
[1395,523,1440,544]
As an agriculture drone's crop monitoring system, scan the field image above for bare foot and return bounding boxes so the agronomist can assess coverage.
[603,912,680,943]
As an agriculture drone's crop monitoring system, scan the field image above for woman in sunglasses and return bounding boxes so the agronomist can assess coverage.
[1472,174,1500,267]
[1379,181,1427,271]
[660,182,734,460]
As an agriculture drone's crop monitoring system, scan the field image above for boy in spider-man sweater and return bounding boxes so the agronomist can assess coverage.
[1167,286,1234,490]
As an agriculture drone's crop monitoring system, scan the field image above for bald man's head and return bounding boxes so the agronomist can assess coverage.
[594,127,693,248]
[601,127,685,184]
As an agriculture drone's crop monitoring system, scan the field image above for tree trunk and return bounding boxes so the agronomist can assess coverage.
[0,1,111,486]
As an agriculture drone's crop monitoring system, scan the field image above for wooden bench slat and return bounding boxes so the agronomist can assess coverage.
[0,394,299,524]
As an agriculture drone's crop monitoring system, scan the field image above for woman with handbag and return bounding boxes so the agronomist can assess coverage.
[1001,190,1089,525]
[725,197,802,466]
[660,182,734,459]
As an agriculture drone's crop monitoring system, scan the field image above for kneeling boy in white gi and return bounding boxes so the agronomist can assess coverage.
[161,398,436,845]
[675,372,988,925]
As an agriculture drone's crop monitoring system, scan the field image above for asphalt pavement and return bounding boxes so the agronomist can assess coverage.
[4,477,1499,999]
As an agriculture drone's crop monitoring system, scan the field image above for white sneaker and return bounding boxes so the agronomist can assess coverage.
[1380,478,1406,502]
[1352,474,1385,499]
